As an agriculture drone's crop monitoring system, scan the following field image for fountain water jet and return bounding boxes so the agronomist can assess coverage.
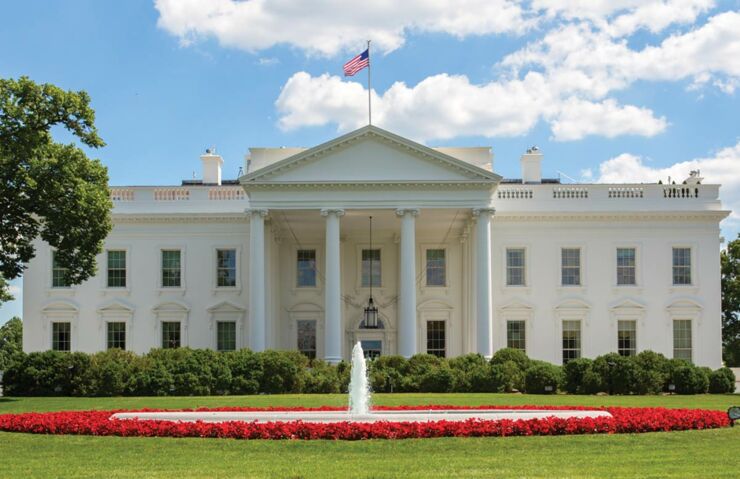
[348,342,370,415]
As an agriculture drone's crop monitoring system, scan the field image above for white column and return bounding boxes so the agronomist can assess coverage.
[473,207,495,359]
[248,208,268,351]
[396,208,419,358]
[321,208,345,363]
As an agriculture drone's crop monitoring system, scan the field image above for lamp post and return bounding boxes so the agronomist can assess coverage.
[363,216,379,329]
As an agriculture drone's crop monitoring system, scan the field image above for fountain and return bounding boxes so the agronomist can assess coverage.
[348,342,370,416]
[111,343,611,424]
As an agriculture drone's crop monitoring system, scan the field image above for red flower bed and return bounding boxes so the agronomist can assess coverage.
[0,405,728,440]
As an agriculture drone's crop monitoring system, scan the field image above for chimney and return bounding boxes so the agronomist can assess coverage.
[201,148,223,185]
[521,146,542,184]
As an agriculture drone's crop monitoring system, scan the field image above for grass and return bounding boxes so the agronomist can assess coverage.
[1,393,738,478]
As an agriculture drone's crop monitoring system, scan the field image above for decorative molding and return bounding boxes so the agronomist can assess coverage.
[320,208,346,217]
[471,207,496,217]
[245,208,269,218]
[243,180,498,191]
[395,208,420,217]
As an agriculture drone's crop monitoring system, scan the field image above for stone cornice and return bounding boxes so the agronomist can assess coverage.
[242,180,497,191]
[493,211,730,222]
[113,213,247,224]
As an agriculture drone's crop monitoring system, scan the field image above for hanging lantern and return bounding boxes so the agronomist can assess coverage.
[363,215,379,329]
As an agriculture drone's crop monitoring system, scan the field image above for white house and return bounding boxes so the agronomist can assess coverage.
[22,126,729,367]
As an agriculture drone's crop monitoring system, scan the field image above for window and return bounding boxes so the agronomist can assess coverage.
[360,340,382,359]
[297,320,317,359]
[562,320,581,364]
[616,248,636,286]
[425,249,446,286]
[426,320,446,357]
[51,252,70,288]
[296,249,317,287]
[161,250,182,288]
[506,248,526,286]
[617,320,637,356]
[561,248,581,286]
[216,322,236,352]
[107,322,126,350]
[361,249,381,287]
[216,249,237,287]
[162,321,181,349]
[107,250,127,288]
[672,247,692,285]
[506,320,526,351]
[673,319,692,361]
[52,322,71,351]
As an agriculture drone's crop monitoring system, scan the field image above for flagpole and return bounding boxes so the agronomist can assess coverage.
[367,39,372,125]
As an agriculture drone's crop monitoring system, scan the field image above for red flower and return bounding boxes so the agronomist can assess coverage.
[0,405,728,440]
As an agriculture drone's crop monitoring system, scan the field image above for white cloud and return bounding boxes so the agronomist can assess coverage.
[549,98,667,141]
[593,142,740,233]
[276,72,665,141]
[154,0,531,56]
[532,0,715,37]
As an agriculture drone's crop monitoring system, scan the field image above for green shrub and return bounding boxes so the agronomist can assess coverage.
[581,367,605,394]
[631,351,669,395]
[224,349,262,395]
[448,354,488,392]
[591,353,636,394]
[493,360,525,392]
[368,355,407,393]
[259,350,308,394]
[708,367,735,393]
[562,358,593,394]
[491,348,530,371]
[671,364,709,394]
[468,363,504,392]
[524,361,562,394]
[86,349,142,396]
[419,365,456,393]
[305,360,342,393]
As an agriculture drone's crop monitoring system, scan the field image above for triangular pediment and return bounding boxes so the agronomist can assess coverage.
[241,125,500,186]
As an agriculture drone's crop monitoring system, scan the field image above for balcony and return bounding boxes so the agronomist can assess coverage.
[108,186,249,215]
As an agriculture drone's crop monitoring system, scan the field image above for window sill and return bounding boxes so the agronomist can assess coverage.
[669,285,699,294]
[557,286,586,294]
[212,287,242,295]
[612,286,643,294]
[46,288,75,297]
[102,288,131,296]
[158,288,186,296]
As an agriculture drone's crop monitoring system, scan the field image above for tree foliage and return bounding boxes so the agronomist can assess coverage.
[0,76,111,301]
[0,317,23,371]
[721,235,740,366]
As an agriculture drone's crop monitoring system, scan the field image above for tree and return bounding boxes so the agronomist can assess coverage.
[721,235,740,366]
[0,317,22,371]
[0,77,111,301]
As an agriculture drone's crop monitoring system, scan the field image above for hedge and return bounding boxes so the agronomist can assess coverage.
[1,347,735,396]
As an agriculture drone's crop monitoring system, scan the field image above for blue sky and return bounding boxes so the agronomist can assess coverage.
[1,0,739,323]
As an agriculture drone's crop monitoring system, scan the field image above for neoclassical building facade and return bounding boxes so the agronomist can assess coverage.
[22,126,728,367]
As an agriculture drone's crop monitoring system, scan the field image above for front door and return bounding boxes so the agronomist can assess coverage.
[360,340,382,359]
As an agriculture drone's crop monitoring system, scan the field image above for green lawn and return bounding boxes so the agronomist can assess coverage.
[1,394,738,478]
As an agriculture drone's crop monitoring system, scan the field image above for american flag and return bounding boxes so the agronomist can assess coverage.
[343,48,369,76]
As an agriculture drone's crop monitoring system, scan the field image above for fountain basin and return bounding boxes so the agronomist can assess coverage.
[111,409,612,423]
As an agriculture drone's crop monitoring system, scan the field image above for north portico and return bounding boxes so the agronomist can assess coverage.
[241,125,502,362]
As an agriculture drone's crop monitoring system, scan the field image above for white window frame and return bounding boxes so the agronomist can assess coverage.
[425,319,448,358]
[158,246,186,292]
[672,318,693,362]
[207,301,246,351]
[670,244,696,288]
[421,245,448,288]
[559,246,584,288]
[355,243,386,292]
[293,244,321,290]
[609,299,646,357]
[504,246,527,287]
[212,245,242,292]
[41,300,79,352]
[97,299,134,351]
[561,319,582,364]
[554,300,590,364]
[102,246,131,293]
[614,244,641,288]
[616,319,638,357]
[505,319,527,352]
